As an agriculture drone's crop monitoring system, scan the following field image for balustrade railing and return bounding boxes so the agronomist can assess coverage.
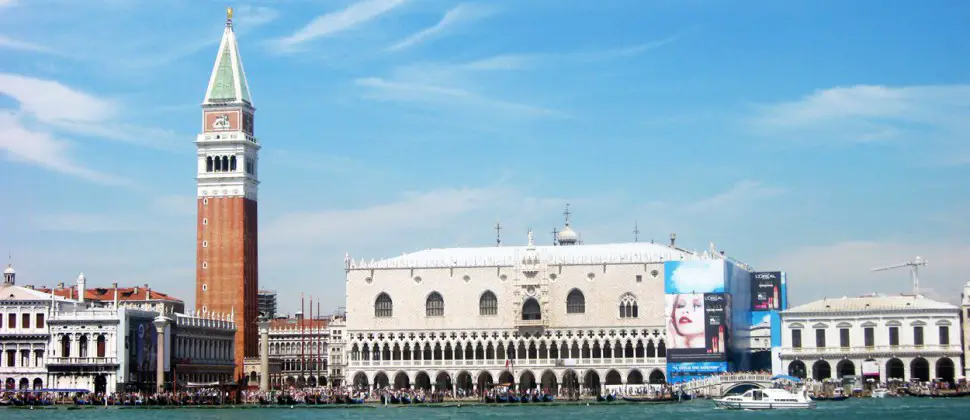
[47,356,118,365]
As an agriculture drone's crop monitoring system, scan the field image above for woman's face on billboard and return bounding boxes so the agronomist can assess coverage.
[673,294,704,337]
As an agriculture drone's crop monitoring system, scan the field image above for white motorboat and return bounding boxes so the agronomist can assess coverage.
[871,388,888,398]
[714,388,816,410]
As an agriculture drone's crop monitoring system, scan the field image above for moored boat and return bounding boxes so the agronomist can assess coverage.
[621,395,680,404]
[714,388,815,410]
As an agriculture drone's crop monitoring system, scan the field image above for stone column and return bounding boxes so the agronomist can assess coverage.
[152,316,170,394]
[259,316,271,391]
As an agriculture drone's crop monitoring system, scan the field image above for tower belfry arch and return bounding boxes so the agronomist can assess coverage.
[195,7,260,379]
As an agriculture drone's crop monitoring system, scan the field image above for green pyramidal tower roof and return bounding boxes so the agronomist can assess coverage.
[204,15,252,105]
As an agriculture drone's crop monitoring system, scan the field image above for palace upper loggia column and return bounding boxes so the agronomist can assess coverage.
[153,316,171,394]
[258,315,270,391]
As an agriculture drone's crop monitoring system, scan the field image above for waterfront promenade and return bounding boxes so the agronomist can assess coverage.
[2,398,970,420]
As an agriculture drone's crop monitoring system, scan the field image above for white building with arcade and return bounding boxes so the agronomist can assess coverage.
[778,294,963,384]
[343,215,734,396]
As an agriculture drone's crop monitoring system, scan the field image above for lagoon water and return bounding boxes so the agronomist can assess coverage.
[3,398,969,420]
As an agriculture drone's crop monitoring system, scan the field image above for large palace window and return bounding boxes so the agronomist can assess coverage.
[426,292,444,317]
[479,291,498,316]
[522,298,541,320]
[619,293,638,318]
[374,293,393,318]
[567,289,586,314]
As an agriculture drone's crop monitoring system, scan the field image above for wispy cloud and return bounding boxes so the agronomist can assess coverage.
[747,84,970,146]
[761,241,970,305]
[687,180,786,214]
[276,0,408,51]
[385,3,493,52]
[234,5,280,28]
[0,73,116,123]
[410,32,684,74]
[0,35,60,55]
[0,73,182,151]
[32,213,157,233]
[0,73,181,184]
[0,112,126,186]
[263,187,508,247]
[458,54,535,71]
[354,76,562,117]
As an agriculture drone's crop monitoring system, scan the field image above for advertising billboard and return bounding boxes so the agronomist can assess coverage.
[862,359,880,377]
[127,318,168,377]
[749,311,781,348]
[750,271,783,310]
[664,261,731,363]
[667,361,728,384]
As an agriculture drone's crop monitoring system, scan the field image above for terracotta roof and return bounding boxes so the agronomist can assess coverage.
[35,285,183,303]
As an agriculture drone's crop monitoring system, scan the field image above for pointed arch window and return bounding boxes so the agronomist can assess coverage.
[374,293,393,318]
[479,291,498,316]
[619,293,638,318]
[567,289,586,314]
[522,298,541,320]
[426,292,444,317]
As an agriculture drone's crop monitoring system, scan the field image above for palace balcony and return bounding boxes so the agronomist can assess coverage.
[46,356,118,366]
[781,344,961,358]
[514,318,548,328]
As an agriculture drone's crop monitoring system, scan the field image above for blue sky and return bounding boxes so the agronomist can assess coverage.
[2,0,969,314]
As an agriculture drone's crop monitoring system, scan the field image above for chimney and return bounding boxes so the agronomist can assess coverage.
[669,233,677,247]
[145,284,150,301]
[57,282,64,289]
[134,286,139,294]
[112,282,119,308]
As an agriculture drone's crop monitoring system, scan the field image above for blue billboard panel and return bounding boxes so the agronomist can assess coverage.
[664,260,726,294]
[667,361,728,384]
[750,310,781,348]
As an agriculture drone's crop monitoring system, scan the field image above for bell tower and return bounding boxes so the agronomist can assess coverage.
[196,7,259,379]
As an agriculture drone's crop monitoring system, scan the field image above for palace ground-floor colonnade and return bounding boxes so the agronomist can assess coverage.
[781,355,962,384]
[348,365,668,396]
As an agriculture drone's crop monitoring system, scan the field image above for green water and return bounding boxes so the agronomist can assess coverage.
[3,398,969,419]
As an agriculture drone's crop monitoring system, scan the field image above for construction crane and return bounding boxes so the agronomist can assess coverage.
[871,256,928,296]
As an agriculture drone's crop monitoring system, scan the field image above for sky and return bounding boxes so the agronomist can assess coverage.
[2,0,969,315]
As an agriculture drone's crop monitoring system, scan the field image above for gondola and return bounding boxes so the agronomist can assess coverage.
[621,395,681,404]
[810,395,850,401]
[542,394,555,402]
[906,390,970,398]
[497,394,509,403]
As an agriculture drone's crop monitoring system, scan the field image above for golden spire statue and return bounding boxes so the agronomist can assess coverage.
[227,7,233,20]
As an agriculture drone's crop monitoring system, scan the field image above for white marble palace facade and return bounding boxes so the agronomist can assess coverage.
[779,294,964,384]
[344,226,718,395]
[1,266,74,391]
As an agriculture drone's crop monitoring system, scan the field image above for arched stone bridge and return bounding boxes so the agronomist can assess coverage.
[679,373,774,397]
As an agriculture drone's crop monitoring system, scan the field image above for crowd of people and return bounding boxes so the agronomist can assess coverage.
[0,388,232,406]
